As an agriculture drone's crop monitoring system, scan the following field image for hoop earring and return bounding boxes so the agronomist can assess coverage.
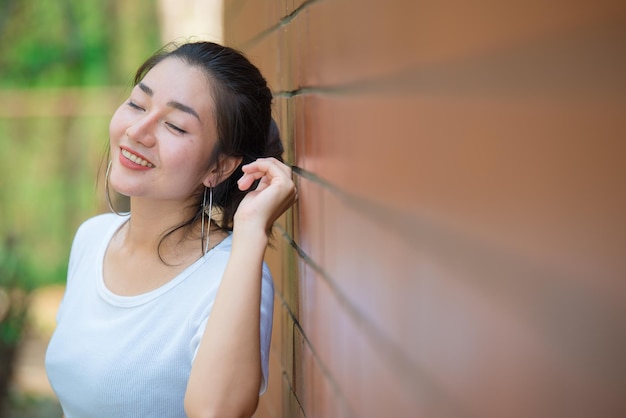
[201,185,213,255]
[105,160,129,216]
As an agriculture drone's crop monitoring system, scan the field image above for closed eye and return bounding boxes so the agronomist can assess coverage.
[127,101,145,111]
[166,122,187,134]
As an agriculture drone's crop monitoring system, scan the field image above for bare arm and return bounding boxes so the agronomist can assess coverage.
[185,158,296,418]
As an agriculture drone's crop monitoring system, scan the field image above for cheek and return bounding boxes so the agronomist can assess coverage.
[108,106,127,145]
[165,144,211,182]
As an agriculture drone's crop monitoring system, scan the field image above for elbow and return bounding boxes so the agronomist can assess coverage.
[184,394,259,418]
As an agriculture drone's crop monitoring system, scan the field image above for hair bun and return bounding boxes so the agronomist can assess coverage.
[265,118,284,162]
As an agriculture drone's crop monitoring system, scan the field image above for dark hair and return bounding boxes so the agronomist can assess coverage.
[133,41,283,259]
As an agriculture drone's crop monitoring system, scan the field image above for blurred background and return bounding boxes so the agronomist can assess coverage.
[0,1,220,416]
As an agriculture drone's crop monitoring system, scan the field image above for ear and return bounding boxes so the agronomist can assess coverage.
[202,155,243,187]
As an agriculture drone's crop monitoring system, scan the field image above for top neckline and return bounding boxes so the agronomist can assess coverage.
[95,214,231,308]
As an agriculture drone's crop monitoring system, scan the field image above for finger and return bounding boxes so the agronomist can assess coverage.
[237,170,270,191]
[237,174,256,191]
[238,159,292,191]
[242,158,292,178]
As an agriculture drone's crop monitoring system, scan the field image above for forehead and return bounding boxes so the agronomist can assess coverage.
[140,57,215,114]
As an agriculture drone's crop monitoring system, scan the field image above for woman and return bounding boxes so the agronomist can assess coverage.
[45,42,297,418]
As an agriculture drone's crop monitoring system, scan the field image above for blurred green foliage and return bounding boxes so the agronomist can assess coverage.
[0,0,161,87]
[0,235,32,345]
[0,0,161,288]
[0,0,163,410]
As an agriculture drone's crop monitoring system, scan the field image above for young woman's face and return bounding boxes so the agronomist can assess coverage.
[108,57,217,203]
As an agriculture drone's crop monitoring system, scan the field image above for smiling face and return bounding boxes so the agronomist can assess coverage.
[108,57,218,205]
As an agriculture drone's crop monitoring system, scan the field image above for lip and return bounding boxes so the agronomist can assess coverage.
[119,146,155,171]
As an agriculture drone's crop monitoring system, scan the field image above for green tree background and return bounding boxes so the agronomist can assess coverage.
[0,0,161,414]
[0,0,161,283]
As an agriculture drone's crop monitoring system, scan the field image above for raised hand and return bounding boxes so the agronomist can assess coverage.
[236,158,297,235]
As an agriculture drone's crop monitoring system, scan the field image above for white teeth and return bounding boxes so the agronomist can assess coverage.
[121,149,154,167]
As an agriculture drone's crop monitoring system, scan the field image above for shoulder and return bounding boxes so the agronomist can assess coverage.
[74,213,127,241]
[68,213,127,262]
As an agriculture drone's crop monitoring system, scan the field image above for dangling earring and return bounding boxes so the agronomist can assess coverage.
[105,160,129,216]
[201,185,213,255]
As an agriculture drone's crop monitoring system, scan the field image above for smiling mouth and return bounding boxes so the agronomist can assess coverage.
[121,149,155,167]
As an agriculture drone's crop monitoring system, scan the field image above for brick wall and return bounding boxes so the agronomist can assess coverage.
[224,1,626,417]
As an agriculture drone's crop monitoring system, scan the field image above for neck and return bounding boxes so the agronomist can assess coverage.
[122,197,201,258]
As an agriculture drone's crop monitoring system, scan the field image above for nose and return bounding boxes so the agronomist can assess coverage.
[125,114,157,147]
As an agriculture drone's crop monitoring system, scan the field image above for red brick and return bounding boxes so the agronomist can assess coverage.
[293,0,626,87]
[294,92,626,288]
[225,0,274,46]
[226,1,626,417]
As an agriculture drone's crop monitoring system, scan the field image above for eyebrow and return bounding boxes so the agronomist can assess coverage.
[167,101,201,123]
[137,82,201,123]
[138,82,153,96]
